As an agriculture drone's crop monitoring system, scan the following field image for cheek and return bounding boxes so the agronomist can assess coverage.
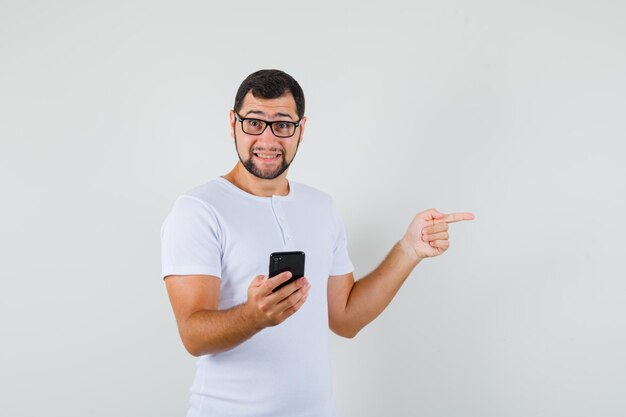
[235,136,254,153]
[284,140,299,154]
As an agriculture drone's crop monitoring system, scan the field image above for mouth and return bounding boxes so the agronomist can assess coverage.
[252,152,282,162]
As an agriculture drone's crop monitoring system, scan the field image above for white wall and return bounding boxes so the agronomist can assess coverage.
[1,1,625,416]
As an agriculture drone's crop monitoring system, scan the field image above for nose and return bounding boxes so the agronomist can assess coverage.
[255,124,281,146]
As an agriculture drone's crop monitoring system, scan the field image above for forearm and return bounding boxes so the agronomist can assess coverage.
[342,239,422,337]
[180,303,263,356]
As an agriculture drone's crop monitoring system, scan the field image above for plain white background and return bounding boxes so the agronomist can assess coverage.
[1,1,625,416]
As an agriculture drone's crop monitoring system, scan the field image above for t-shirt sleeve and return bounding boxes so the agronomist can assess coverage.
[160,195,222,279]
[329,199,354,276]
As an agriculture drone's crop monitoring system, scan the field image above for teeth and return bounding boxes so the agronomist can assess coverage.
[255,153,279,159]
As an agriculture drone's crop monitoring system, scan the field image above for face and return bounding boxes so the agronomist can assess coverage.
[230,91,306,180]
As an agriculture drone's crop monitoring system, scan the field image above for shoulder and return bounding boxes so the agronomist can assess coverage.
[173,178,243,214]
[181,179,226,206]
[164,180,226,224]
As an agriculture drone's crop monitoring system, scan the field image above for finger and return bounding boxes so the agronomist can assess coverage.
[429,239,450,250]
[251,275,266,286]
[424,208,445,220]
[277,283,310,310]
[265,271,293,293]
[442,212,475,223]
[281,291,309,318]
[422,231,449,242]
[270,276,309,302]
[432,210,445,219]
[422,222,448,235]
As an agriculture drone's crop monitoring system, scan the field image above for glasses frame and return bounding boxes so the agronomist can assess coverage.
[234,112,302,138]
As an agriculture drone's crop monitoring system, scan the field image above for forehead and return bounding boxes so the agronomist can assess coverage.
[239,91,298,119]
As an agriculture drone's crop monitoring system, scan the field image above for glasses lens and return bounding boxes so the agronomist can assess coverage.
[242,119,266,135]
[271,121,296,137]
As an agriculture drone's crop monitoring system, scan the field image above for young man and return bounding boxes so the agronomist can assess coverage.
[161,69,474,416]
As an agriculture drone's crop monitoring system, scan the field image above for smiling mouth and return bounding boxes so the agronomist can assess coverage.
[253,152,282,160]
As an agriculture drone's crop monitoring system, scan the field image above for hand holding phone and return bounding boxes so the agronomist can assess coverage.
[244,252,310,328]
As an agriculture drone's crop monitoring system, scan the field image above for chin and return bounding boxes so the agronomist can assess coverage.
[251,163,289,180]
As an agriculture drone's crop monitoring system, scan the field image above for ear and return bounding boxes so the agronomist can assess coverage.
[229,110,236,139]
[298,116,307,144]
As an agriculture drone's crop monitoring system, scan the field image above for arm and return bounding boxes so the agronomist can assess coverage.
[327,208,474,338]
[327,240,419,338]
[165,271,310,356]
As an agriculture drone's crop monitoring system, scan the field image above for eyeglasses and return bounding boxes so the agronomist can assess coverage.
[235,113,302,138]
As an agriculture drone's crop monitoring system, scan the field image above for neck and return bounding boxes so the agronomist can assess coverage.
[223,162,290,197]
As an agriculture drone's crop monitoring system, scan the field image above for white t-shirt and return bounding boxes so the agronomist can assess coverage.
[161,177,354,417]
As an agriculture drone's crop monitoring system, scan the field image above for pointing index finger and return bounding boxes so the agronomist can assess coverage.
[437,212,475,224]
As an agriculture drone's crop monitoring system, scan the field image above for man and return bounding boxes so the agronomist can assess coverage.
[161,69,474,416]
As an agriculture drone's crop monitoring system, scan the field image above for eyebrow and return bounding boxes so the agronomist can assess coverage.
[244,110,294,121]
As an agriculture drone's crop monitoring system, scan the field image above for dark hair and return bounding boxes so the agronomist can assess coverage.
[234,69,305,119]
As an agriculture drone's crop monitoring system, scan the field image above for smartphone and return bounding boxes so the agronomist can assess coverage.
[268,251,305,292]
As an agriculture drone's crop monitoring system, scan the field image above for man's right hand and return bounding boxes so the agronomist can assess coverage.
[245,271,311,328]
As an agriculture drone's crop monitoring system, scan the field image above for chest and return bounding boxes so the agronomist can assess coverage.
[215,200,336,306]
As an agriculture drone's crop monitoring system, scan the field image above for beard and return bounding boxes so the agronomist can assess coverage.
[234,131,300,180]
[242,155,289,180]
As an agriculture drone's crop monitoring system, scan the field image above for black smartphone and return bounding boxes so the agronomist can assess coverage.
[268,251,305,292]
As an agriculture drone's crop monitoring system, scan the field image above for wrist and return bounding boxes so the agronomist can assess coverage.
[240,301,264,332]
[398,237,424,264]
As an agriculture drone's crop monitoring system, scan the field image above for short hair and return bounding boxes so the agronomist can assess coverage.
[234,69,305,119]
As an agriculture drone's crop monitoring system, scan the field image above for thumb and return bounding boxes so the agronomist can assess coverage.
[419,208,445,220]
[431,209,445,219]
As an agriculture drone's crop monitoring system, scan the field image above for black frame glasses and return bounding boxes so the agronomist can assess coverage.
[235,113,302,138]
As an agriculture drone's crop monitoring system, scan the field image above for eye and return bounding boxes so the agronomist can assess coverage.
[273,121,295,136]
[242,118,265,134]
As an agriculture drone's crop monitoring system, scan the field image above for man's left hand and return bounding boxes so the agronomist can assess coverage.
[400,208,475,261]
